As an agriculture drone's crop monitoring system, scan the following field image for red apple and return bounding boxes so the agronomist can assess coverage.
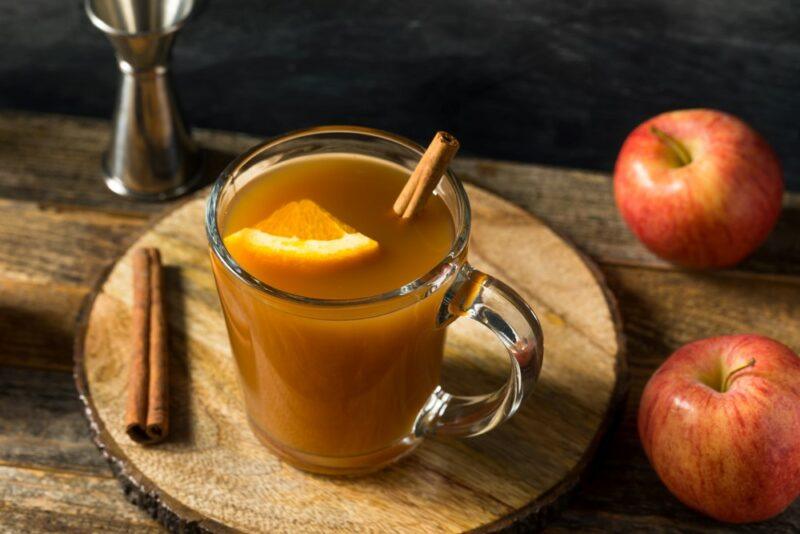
[614,109,783,268]
[639,334,800,523]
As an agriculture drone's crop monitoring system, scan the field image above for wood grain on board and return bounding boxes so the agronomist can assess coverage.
[75,185,624,532]
[0,111,799,532]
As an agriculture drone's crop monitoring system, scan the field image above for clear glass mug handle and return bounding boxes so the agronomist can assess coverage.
[414,264,544,438]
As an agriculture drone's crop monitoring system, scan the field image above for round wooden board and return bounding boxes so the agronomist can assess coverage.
[75,184,627,533]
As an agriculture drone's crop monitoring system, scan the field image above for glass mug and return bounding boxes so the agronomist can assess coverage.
[206,127,544,475]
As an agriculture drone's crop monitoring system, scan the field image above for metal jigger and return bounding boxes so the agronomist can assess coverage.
[86,0,201,200]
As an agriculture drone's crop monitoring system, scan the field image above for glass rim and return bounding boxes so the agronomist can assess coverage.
[205,125,472,308]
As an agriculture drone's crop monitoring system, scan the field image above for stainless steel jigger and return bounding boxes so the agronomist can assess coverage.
[86,0,201,200]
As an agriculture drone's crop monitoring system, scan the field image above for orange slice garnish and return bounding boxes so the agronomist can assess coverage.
[224,200,379,277]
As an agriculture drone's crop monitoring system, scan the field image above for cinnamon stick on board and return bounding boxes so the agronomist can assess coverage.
[146,248,169,441]
[393,131,460,219]
[125,247,169,444]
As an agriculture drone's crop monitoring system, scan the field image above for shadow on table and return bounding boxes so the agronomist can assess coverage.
[0,305,72,368]
[162,265,193,445]
[741,199,800,275]
[191,147,236,193]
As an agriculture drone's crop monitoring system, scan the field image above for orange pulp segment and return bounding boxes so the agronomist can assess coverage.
[224,199,380,278]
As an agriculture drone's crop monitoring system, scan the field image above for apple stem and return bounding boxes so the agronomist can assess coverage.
[650,126,692,167]
[722,358,756,392]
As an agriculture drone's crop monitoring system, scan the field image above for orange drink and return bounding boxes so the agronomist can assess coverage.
[218,154,452,460]
[222,154,453,299]
[207,127,544,475]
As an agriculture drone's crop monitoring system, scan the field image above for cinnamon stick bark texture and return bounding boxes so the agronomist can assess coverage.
[125,247,169,444]
[393,131,460,219]
[146,248,169,442]
[125,248,152,442]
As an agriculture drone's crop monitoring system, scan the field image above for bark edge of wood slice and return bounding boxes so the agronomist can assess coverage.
[74,184,627,533]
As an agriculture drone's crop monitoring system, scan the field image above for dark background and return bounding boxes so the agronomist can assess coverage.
[2,1,799,189]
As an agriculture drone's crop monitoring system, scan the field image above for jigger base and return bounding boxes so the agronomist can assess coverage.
[103,151,205,201]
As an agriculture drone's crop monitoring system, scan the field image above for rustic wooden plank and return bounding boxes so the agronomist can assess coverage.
[0,198,146,286]
[0,262,798,531]
[0,196,151,370]
[0,354,795,532]
[550,414,800,533]
[547,263,800,532]
[0,366,166,532]
[0,366,107,474]
[602,264,800,397]
[0,278,86,370]
[551,403,800,532]
[1,110,797,279]
[0,111,798,531]
[0,465,159,533]
[552,383,800,532]
[454,158,800,279]
[0,111,250,217]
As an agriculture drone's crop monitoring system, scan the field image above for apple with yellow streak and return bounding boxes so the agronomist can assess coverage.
[639,334,800,523]
[614,109,783,268]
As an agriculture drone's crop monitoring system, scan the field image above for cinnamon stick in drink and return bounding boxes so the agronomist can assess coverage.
[393,131,460,219]
[125,247,169,444]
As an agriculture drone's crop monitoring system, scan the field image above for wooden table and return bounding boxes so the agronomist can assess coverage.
[1,111,798,532]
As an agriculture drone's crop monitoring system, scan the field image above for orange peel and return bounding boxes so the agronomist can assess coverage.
[224,200,379,276]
